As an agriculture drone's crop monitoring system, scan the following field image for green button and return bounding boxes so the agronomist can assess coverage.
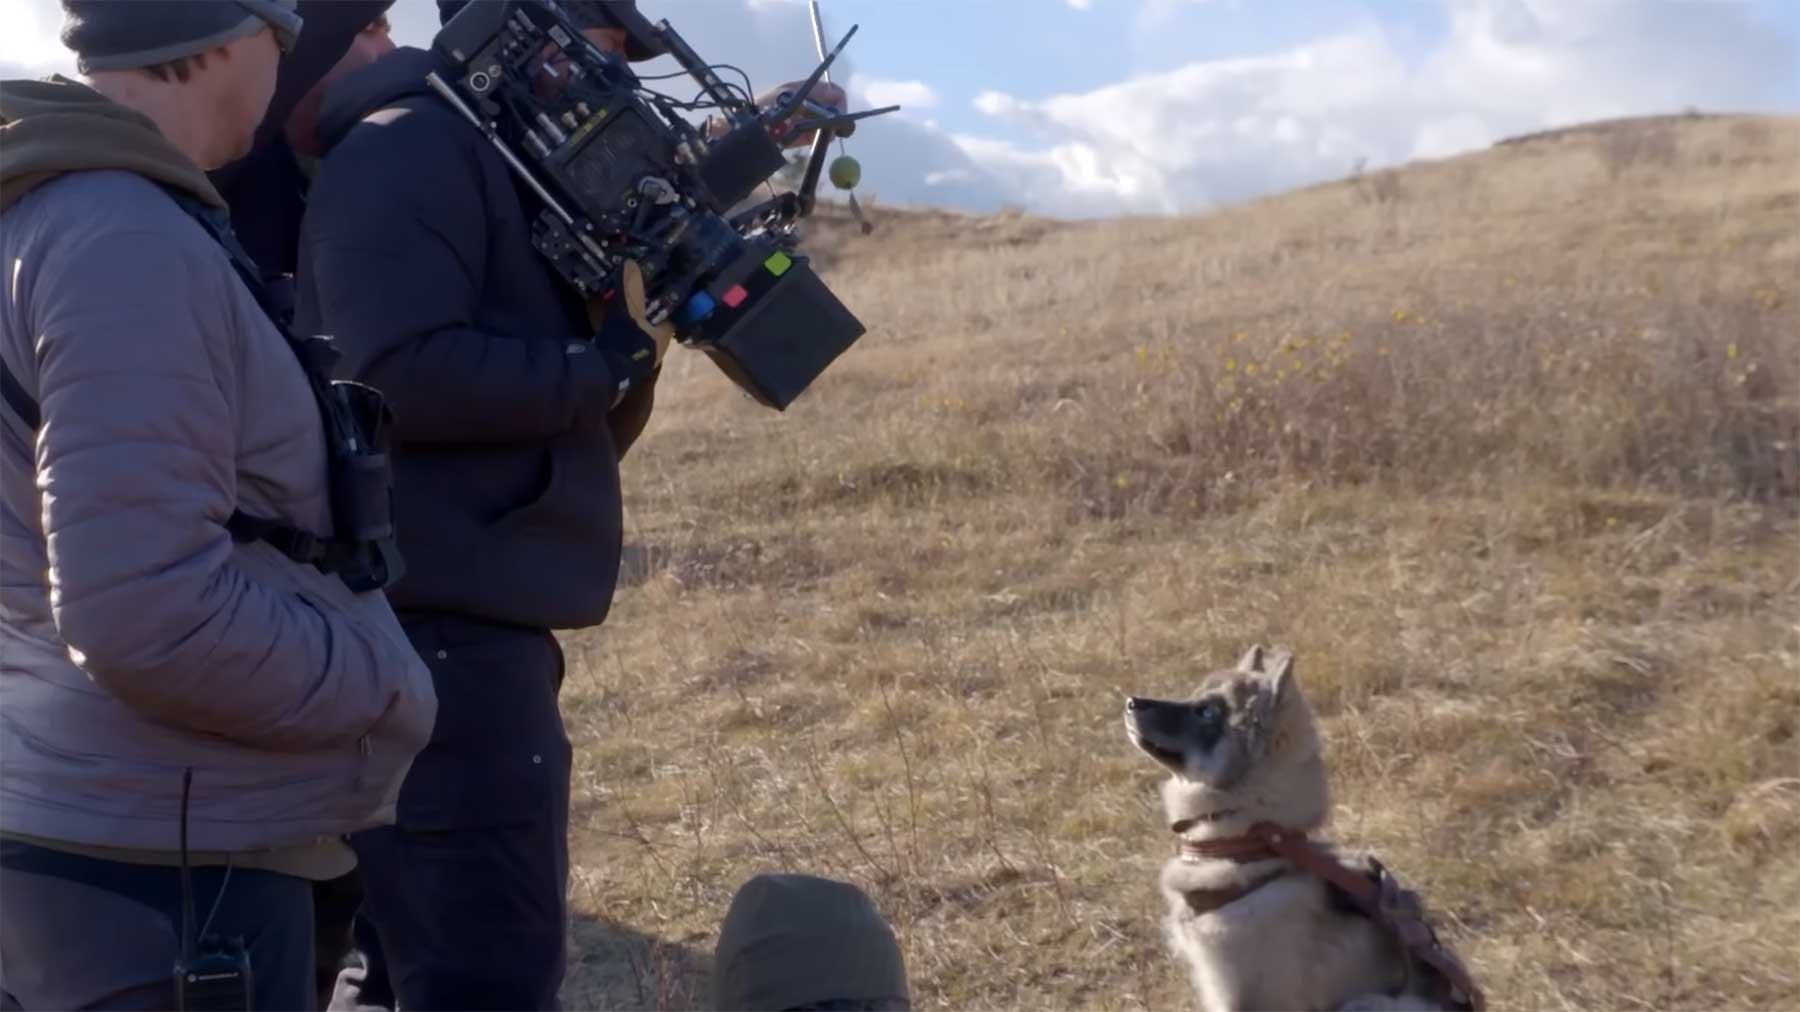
[764,251,792,277]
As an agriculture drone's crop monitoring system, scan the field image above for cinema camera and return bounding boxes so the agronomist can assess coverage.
[428,0,900,410]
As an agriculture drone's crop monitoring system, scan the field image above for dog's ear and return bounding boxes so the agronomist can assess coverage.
[1236,644,1266,673]
[1268,649,1296,705]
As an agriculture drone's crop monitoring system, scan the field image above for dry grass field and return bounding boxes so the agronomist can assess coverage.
[557,113,1800,1010]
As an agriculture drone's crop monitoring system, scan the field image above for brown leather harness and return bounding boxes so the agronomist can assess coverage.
[1171,821,1487,1012]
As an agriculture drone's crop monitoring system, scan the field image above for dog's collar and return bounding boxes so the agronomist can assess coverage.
[1181,867,1289,915]
[1171,821,1306,864]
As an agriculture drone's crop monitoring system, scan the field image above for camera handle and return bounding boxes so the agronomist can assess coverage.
[793,126,836,217]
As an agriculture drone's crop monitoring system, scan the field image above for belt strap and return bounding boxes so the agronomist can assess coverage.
[3,179,397,594]
[1,371,344,578]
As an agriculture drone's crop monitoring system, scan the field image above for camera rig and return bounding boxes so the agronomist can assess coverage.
[427,0,899,410]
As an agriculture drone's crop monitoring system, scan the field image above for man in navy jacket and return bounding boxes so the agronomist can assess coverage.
[297,1,845,1001]
[291,2,684,1006]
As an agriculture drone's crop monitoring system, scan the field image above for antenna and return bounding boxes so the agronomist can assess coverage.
[808,0,875,234]
[808,0,836,94]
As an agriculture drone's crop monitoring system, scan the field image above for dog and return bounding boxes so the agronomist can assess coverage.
[1122,645,1483,1012]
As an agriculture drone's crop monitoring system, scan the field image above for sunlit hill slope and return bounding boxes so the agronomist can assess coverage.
[551,112,1799,1011]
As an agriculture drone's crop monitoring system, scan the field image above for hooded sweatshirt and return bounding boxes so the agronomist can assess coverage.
[0,76,437,872]
[210,0,399,278]
[0,75,227,212]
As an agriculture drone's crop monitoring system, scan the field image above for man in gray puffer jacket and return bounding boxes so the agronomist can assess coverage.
[0,2,436,1008]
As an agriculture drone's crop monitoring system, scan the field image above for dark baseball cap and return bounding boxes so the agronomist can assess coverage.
[437,0,665,62]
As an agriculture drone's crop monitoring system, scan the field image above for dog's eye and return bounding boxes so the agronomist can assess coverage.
[1195,700,1225,725]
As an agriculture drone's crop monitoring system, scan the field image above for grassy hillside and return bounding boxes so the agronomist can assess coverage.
[559,113,1800,1010]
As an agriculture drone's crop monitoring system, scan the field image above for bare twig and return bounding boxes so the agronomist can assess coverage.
[877,671,924,870]
[699,741,794,865]
[953,693,1017,876]
[615,800,677,881]
[799,733,894,882]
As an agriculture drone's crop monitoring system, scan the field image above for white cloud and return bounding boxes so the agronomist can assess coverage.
[850,75,938,111]
[0,0,74,78]
[1067,0,1092,9]
[0,0,1011,214]
[1137,0,1236,31]
[964,29,1412,215]
[1411,114,1494,161]
[950,131,1166,216]
[962,0,1796,217]
[619,2,1014,211]
[925,168,976,186]
[970,91,1014,117]
[7,0,1790,220]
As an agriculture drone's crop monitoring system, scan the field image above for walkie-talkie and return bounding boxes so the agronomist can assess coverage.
[171,769,254,1010]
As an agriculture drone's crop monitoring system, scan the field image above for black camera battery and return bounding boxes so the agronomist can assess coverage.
[677,248,864,410]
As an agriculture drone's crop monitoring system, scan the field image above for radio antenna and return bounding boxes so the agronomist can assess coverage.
[808,0,836,97]
[808,0,874,234]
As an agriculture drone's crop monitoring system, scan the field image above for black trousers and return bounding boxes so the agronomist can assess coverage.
[312,870,364,1006]
[329,614,573,1011]
[0,839,315,1010]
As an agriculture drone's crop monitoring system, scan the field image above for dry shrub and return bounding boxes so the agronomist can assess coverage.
[1600,124,1681,178]
[1350,156,1406,206]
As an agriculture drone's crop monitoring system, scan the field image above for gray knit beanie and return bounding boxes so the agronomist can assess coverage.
[61,0,303,74]
[713,873,911,1011]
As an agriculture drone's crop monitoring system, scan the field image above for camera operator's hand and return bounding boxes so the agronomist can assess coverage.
[623,260,676,363]
[706,80,850,150]
[760,79,848,149]
[582,261,672,410]
[587,262,673,360]
[579,262,668,456]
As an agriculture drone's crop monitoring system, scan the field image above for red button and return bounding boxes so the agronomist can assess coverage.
[722,285,748,308]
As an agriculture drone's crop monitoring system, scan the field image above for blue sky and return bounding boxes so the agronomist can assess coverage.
[5,0,1797,216]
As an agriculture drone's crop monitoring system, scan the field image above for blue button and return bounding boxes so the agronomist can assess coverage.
[682,291,716,323]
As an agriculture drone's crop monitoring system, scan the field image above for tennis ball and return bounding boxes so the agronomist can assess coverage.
[828,155,862,190]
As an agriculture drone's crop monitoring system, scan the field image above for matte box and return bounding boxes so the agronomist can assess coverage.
[695,257,866,411]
